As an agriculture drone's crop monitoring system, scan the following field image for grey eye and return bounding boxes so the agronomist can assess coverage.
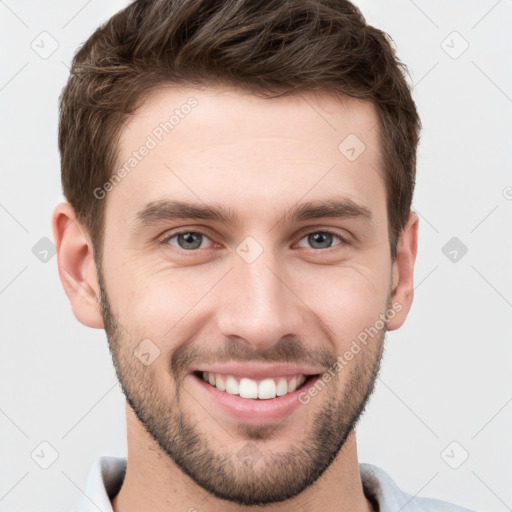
[297,231,343,250]
[168,232,210,250]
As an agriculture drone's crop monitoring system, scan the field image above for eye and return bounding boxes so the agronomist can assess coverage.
[164,230,213,251]
[296,230,346,250]
[160,228,348,254]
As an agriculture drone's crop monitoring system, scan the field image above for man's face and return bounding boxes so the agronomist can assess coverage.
[97,86,396,505]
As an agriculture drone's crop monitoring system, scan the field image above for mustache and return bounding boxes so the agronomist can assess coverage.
[170,335,337,377]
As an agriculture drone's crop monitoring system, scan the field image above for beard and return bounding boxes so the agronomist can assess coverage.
[97,261,388,506]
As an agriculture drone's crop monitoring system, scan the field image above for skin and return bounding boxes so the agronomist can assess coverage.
[52,85,418,512]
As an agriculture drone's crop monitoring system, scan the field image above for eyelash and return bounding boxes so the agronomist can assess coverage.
[159,228,349,254]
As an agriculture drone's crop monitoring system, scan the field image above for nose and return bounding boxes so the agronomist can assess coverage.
[215,248,306,352]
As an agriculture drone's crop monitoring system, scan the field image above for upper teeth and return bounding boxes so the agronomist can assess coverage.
[201,372,307,400]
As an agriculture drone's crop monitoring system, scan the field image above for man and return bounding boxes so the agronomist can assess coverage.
[52,0,476,511]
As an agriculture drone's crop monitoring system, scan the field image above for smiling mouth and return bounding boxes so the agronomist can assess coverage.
[192,370,319,400]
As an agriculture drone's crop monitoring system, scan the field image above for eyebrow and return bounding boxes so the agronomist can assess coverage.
[130,196,374,232]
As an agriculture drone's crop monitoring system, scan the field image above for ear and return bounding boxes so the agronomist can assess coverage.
[386,211,419,331]
[51,202,104,329]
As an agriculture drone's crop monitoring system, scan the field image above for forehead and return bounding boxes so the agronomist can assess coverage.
[106,85,385,230]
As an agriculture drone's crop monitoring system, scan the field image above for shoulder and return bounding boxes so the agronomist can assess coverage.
[72,456,127,512]
[360,463,478,512]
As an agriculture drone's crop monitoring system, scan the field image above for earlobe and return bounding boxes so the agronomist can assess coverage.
[51,202,105,329]
[386,212,419,331]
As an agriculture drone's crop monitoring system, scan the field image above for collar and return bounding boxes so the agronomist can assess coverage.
[73,456,474,512]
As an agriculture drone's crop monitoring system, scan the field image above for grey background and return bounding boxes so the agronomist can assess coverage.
[1,0,511,510]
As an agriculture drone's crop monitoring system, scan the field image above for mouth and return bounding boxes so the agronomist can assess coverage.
[192,370,318,399]
[190,370,323,423]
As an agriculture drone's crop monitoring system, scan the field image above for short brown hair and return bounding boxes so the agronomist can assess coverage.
[59,0,421,262]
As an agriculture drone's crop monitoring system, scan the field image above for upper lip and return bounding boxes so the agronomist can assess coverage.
[190,363,323,380]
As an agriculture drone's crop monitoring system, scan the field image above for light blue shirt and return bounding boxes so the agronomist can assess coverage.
[73,456,477,512]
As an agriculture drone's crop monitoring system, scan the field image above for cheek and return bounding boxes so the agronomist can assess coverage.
[296,262,390,347]
[110,261,217,348]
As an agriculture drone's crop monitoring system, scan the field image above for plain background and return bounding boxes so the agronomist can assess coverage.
[0,1,511,510]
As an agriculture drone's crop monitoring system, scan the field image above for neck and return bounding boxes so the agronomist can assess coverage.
[112,404,374,512]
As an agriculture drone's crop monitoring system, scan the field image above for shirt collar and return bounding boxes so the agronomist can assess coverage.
[73,456,126,512]
[73,456,469,512]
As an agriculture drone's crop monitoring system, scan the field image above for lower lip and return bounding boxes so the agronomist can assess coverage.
[189,372,321,423]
